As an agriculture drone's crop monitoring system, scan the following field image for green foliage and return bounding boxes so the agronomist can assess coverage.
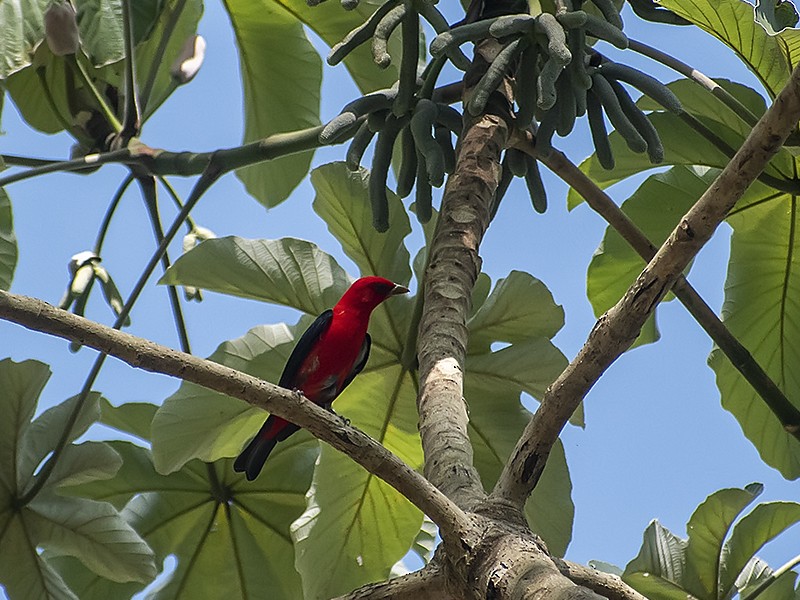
[579,71,800,476]
[621,484,800,600]
[156,162,575,588]
[55,402,316,600]
[568,79,793,209]
[586,166,720,346]
[226,1,322,207]
[659,0,800,99]
[755,0,800,36]
[0,359,155,599]
[711,195,800,478]
[0,189,16,290]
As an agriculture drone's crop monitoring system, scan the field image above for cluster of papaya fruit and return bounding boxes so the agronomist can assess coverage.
[313,0,682,231]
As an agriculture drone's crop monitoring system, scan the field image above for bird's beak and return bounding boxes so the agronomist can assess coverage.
[390,283,410,296]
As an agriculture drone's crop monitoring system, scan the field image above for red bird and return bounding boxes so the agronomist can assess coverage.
[234,276,409,480]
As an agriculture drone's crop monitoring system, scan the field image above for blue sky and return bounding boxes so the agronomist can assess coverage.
[1,0,797,588]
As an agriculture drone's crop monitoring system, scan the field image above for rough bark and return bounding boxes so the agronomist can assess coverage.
[415,40,511,509]
[493,62,800,508]
[417,111,507,508]
[332,565,448,600]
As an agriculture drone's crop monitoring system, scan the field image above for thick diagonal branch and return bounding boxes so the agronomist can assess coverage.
[493,63,800,507]
[527,145,800,438]
[0,289,474,550]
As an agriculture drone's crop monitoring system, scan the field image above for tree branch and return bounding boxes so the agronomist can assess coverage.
[332,565,449,600]
[417,108,509,509]
[0,288,475,549]
[510,140,800,438]
[493,62,800,507]
[553,560,648,600]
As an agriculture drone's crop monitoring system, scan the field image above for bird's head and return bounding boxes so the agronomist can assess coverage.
[337,276,409,313]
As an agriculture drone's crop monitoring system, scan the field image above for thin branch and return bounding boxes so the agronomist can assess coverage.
[627,38,760,127]
[0,155,62,168]
[17,167,219,504]
[157,176,197,230]
[137,176,191,352]
[512,141,800,438]
[120,0,142,139]
[0,289,475,547]
[332,565,449,600]
[493,62,800,508]
[554,559,648,600]
[94,174,135,254]
[1,83,462,189]
[0,149,133,187]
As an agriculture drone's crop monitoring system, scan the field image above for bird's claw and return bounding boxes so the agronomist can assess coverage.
[325,405,350,426]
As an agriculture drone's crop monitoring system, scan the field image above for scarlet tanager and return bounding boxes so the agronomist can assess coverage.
[234,276,409,480]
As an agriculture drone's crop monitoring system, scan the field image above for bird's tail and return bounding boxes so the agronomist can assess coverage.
[233,434,277,481]
[233,415,299,481]
[233,417,281,481]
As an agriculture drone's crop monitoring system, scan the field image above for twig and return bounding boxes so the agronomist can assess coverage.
[120,0,142,139]
[493,62,800,508]
[627,38,760,127]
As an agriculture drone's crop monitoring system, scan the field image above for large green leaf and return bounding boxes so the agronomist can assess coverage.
[624,520,688,600]
[0,188,17,292]
[74,0,162,67]
[0,0,48,78]
[53,436,316,600]
[292,367,423,599]
[567,79,795,209]
[98,397,156,442]
[159,236,351,314]
[136,0,204,117]
[623,486,800,600]
[224,0,321,207]
[720,501,800,597]
[710,196,800,478]
[587,166,721,346]
[659,0,800,99]
[151,323,302,474]
[0,359,155,599]
[683,484,764,598]
[3,46,73,134]
[311,162,412,288]
[467,270,565,353]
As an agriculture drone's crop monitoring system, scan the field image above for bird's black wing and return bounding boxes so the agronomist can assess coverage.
[279,309,333,389]
[339,333,371,394]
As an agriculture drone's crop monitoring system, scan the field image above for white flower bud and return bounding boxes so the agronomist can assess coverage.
[170,35,206,84]
[70,264,94,296]
[68,251,99,275]
[44,1,80,56]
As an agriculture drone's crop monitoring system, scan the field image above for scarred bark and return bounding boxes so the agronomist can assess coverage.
[416,110,508,508]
